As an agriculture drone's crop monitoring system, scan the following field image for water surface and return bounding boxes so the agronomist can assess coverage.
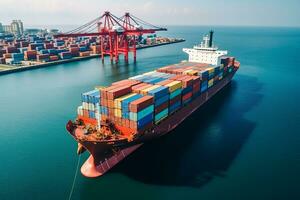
[0,26,299,200]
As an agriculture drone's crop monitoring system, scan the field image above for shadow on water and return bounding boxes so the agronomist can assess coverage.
[80,74,263,192]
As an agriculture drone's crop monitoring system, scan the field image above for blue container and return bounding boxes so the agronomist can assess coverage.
[55,41,65,46]
[36,46,45,51]
[198,70,209,79]
[11,53,24,62]
[89,110,95,119]
[56,49,68,53]
[201,81,208,92]
[121,94,143,111]
[81,90,100,103]
[148,86,169,100]
[100,106,108,115]
[48,49,58,55]
[144,77,164,84]
[151,77,166,84]
[182,86,192,95]
[208,72,214,79]
[169,101,181,113]
[79,47,87,52]
[11,53,24,58]
[155,94,169,107]
[39,49,48,54]
[59,52,72,59]
[137,113,153,129]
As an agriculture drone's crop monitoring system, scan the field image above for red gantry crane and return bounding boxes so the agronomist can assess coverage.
[54,11,167,63]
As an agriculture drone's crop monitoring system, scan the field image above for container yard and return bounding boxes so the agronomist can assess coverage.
[0,34,184,75]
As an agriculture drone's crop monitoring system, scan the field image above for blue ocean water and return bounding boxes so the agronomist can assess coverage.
[0,26,299,200]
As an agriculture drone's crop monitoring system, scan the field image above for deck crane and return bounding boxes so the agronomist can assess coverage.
[54,11,167,63]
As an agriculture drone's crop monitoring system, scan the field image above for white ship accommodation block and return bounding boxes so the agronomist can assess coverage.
[183,31,228,66]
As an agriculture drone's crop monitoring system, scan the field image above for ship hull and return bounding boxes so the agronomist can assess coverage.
[67,70,237,177]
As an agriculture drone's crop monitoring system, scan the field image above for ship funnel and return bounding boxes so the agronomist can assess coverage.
[209,30,214,47]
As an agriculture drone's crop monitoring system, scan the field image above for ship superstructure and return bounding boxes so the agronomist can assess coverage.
[183,31,228,65]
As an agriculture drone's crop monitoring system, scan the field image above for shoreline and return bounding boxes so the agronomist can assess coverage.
[0,39,185,76]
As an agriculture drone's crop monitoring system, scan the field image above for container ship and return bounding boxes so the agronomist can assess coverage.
[66,31,240,178]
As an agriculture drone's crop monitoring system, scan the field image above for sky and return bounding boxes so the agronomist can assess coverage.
[0,0,299,28]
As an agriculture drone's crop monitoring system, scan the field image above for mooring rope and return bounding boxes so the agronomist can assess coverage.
[68,154,81,200]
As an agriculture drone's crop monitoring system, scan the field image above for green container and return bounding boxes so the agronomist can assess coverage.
[170,88,182,99]
[155,108,168,123]
[129,105,154,121]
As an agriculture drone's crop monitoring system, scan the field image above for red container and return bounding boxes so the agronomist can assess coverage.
[50,55,59,61]
[24,50,37,60]
[100,85,123,99]
[100,98,108,107]
[69,47,79,52]
[108,108,114,116]
[37,54,50,62]
[69,47,80,57]
[193,85,200,94]
[169,95,181,105]
[4,53,11,58]
[155,101,168,114]
[129,95,154,112]
[44,43,54,49]
[182,92,192,101]
[131,83,150,91]
[169,74,186,81]
[69,44,78,48]
[180,76,194,88]
[112,79,140,87]
[228,57,235,66]
[107,85,132,100]
[155,79,173,86]
[107,100,114,108]
[29,44,37,50]
[5,46,17,53]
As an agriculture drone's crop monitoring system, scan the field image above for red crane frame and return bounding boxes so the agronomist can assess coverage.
[54,11,167,63]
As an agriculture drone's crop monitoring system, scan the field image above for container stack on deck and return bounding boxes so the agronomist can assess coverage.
[76,58,238,136]
[77,90,101,129]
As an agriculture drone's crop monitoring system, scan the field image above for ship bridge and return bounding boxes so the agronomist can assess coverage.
[183,31,228,65]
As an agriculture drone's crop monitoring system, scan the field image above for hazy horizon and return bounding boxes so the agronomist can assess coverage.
[1,0,299,27]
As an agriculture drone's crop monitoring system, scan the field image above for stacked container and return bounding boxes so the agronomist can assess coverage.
[24,50,37,60]
[11,53,24,64]
[78,89,101,128]
[76,58,237,135]
[37,54,50,62]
